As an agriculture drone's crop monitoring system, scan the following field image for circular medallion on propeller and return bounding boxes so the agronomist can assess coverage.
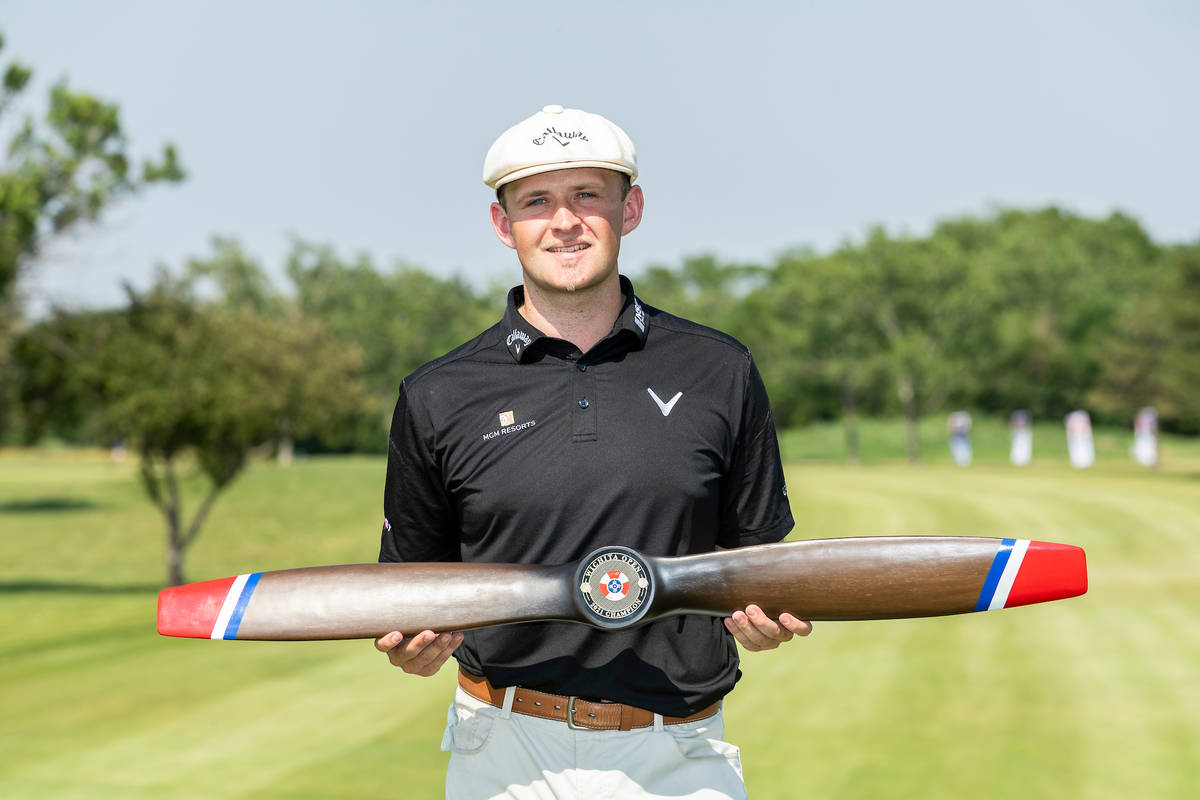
[575,546,655,629]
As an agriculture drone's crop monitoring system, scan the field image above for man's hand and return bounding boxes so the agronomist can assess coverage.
[374,630,464,676]
[723,604,812,651]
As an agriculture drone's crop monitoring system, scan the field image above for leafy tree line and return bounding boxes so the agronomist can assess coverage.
[10,237,502,449]
[13,208,1197,458]
[655,208,1200,460]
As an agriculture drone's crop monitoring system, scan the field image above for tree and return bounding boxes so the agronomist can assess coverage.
[0,30,183,439]
[10,307,118,445]
[932,208,1162,420]
[835,228,989,462]
[98,271,370,586]
[285,240,502,449]
[636,254,765,333]
[1089,242,1200,434]
[1154,244,1200,433]
[185,236,287,318]
[744,248,887,461]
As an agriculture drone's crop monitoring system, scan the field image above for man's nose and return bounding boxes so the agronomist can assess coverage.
[550,202,583,233]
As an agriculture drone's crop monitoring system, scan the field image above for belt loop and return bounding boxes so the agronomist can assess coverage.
[653,712,664,732]
[500,686,516,719]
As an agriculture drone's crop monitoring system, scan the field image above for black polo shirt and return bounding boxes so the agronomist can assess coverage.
[380,275,793,716]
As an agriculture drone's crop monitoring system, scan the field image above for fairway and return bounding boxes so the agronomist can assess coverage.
[1,442,1198,799]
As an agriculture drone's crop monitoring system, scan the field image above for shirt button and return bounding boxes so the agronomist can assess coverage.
[577,397,590,409]
[577,363,588,372]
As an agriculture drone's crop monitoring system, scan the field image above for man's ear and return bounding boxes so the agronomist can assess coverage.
[621,185,644,236]
[490,202,516,250]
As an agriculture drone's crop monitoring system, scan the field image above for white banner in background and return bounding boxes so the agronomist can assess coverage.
[1010,410,1032,466]
[1065,410,1095,469]
[1133,406,1158,467]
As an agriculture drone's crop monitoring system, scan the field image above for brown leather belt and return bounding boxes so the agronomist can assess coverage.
[457,668,721,731]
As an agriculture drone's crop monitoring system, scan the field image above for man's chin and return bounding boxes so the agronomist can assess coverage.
[524,260,618,297]
[545,267,598,294]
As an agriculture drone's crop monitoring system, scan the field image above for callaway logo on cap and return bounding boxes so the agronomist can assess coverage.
[483,105,638,189]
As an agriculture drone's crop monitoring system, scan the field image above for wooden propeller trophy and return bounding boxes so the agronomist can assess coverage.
[158,537,1087,641]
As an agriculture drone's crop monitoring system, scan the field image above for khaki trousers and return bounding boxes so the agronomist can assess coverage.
[442,687,747,800]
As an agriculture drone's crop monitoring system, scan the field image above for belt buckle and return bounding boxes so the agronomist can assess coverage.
[566,696,586,730]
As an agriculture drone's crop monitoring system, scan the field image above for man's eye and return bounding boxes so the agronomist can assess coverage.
[577,192,597,199]
[525,198,547,207]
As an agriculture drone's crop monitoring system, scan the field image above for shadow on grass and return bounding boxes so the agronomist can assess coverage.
[0,580,159,594]
[0,497,103,513]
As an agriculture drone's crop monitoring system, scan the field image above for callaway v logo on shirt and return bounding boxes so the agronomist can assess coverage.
[647,388,683,417]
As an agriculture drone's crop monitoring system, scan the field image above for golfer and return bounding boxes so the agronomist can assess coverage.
[375,105,809,799]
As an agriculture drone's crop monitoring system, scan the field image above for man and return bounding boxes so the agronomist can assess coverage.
[375,105,809,799]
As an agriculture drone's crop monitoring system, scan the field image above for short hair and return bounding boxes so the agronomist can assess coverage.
[496,172,632,212]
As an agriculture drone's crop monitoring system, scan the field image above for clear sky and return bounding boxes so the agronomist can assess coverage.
[5,0,1198,313]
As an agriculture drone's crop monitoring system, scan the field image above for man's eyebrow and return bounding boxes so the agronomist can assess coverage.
[511,182,606,203]
[511,188,549,203]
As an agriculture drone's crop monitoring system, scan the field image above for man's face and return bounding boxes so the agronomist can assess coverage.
[490,167,643,296]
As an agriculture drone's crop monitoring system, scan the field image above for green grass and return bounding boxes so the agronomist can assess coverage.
[1,430,1198,799]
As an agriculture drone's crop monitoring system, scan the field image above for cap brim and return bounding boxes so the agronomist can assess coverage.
[491,160,637,189]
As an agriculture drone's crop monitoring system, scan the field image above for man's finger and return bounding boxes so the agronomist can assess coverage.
[374,631,403,653]
[391,630,437,668]
[735,605,791,649]
[779,612,813,637]
[725,610,773,650]
[725,607,814,651]
[407,632,464,676]
[401,632,456,673]
[745,605,791,642]
[376,630,431,668]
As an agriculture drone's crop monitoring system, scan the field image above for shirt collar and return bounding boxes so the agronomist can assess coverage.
[501,275,650,363]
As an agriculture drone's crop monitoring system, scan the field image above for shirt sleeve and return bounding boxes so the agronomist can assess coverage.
[717,355,794,548]
[379,379,462,563]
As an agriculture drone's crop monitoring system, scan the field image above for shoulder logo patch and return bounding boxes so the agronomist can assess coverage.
[647,388,683,417]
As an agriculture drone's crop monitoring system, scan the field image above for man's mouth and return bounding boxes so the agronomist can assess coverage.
[547,243,590,253]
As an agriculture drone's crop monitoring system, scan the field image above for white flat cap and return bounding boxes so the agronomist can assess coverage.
[483,105,638,189]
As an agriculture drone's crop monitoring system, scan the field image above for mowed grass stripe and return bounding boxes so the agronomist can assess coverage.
[729,621,928,799]
[793,463,1200,565]
[3,645,453,799]
[1061,600,1200,800]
